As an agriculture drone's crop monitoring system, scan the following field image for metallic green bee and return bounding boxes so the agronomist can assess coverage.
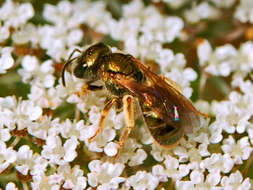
[62,43,208,157]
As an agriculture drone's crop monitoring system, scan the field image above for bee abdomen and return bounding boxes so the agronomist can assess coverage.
[143,114,184,146]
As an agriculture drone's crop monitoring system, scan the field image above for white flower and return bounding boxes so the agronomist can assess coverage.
[104,142,119,157]
[59,119,84,140]
[39,1,85,61]
[210,91,253,136]
[210,0,236,8]
[86,124,116,154]
[184,2,220,23]
[63,136,79,162]
[235,0,253,23]
[198,40,253,77]
[28,86,62,109]
[221,171,251,190]
[31,174,58,190]
[48,164,87,190]
[193,170,220,189]
[0,140,16,173]
[0,47,14,74]
[0,97,42,130]
[27,116,59,140]
[176,170,221,190]
[221,136,253,164]
[125,171,159,190]
[115,138,146,166]
[197,40,238,76]
[109,0,183,58]
[197,40,213,66]
[55,71,84,99]
[0,0,34,28]
[162,0,190,9]
[88,160,125,189]
[128,149,147,166]
[6,182,18,190]
[15,145,35,175]
[201,153,234,174]
[15,145,48,177]
[0,22,10,42]
[236,41,253,72]
[0,126,11,142]
[42,132,78,165]
[12,23,40,45]
[18,56,55,88]
[152,155,190,181]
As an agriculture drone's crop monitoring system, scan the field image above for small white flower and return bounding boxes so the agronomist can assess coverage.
[189,170,221,189]
[0,97,42,130]
[197,40,212,66]
[210,0,236,8]
[67,29,83,46]
[28,86,62,109]
[0,140,17,173]
[59,119,84,140]
[236,41,253,72]
[18,56,55,88]
[0,0,34,28]
[104,142,119,157]
[221,136,253,164]
[88,160,125,189]
[235,0,253,23]
[128,149,147,166]
[12,23,40,45]
[201,153,234,174]
[48,164,87,190]
[41,134,65,165]
[184,2,220,23]
[6,182,18,190]
[15,145,34,175]
[0,22,10,42]
[221,170,251,190]
[163,0,190,9]
[0,47,14,74]
[115,138,144,165]
[27,116,59,140]
[125,170,159,190]
[31,174,58,190]
[153,155,190,181]
[15,146,48,177]
[63,136,79,162]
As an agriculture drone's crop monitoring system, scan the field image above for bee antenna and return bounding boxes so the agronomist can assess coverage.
[61,49,81,86]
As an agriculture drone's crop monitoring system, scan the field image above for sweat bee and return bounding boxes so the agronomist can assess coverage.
[62,42,208,157]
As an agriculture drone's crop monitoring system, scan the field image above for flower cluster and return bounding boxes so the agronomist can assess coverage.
[0,0,253,189]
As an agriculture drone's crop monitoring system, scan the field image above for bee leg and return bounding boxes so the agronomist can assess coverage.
[87,85,103,91]
[88,97,118,143]
[78,84,103,96]
[114,95,135,158]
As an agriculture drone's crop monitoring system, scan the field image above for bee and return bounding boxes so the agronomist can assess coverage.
[62,43,208,157]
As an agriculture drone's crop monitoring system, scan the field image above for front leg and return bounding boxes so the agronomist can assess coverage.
[88,97,118,143]
[78,83,103,97]
[114,95,135,158]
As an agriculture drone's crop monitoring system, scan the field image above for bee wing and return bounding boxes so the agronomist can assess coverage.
[111,57,207,134]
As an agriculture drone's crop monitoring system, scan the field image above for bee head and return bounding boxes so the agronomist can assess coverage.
[62,43,111,86]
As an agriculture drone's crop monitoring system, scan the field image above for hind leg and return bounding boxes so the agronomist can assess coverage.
[114,95,135,158]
